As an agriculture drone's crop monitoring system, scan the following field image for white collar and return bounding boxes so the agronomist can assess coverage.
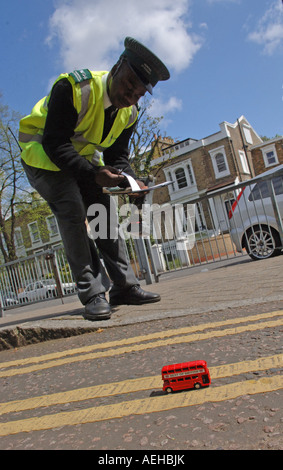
[101,73,112,110]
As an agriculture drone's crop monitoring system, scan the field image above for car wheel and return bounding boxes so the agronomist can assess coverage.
[165,387,173,394]
[194,382,201,390]
[244,225,281,260]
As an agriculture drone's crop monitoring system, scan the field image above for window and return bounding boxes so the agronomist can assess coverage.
[28,221,41,244]
[239,150,250,174]
[175,168,187,189]
[168,171,175,191]
[187,164,195,185]
[261,144,279,168]
[215,153,227,173]
[209,146,230,179]
[164,161,196,195]
[26,283,35,292]
[47,215,59,237]
[266,151,276,165]
[14,228,24,248]
[243,125,253,145]
[249,176,283,201]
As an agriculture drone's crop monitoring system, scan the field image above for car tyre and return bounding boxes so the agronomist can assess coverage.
[244,225,281,260]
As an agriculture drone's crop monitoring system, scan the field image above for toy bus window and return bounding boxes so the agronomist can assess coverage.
[178,378,184,382]
[192,375,198,379]
[185,376,191,380]
[175,369,181,372]
[183,367,189,371]
[171,379,176,383]
[190,366,196,370]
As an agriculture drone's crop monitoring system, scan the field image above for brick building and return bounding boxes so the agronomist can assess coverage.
[250,136,283,175]
[149,115,263,233]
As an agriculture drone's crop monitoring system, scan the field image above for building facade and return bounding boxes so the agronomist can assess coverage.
[1,197,63,264]
[250,136,283,175]
[150,116,263,234]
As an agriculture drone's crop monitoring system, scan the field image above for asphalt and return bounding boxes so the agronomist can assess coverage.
[0,254,282,350]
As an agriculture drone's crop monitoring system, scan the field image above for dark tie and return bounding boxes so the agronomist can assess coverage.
[102,105,117,140]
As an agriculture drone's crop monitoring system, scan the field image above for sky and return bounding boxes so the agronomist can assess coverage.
[1,0,282,143]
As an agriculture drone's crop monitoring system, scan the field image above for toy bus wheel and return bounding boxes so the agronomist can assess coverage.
[165,387,173,394]
[194,383,201,390]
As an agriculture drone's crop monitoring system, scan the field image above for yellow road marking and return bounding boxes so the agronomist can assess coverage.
[1,310,282,370]
[0,354,281,415]
[0,317,282,378]
[0,375,282,436]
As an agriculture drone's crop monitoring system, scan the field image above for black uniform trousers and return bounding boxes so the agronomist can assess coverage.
[22,160,138,305]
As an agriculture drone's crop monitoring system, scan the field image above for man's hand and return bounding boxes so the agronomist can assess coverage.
[94,166,125,187]
[128,179,148,198]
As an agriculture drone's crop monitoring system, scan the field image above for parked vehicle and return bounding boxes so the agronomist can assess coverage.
[0,290,19,307]
[229,165,283,260]
[18,279,76,303]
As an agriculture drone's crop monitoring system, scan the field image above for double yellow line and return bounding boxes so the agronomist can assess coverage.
[0,310,282,436]
[0,353,282,416]
[0,355,282,437]
[0,310,282,378]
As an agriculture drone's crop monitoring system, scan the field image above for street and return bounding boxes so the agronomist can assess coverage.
[0,300,282,450]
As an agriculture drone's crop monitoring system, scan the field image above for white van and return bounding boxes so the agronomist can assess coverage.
[229,165,283,260]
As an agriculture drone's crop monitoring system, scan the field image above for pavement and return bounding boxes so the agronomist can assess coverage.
[0,254,282,350]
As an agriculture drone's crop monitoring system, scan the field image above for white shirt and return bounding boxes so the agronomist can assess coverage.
[101,73,113,110]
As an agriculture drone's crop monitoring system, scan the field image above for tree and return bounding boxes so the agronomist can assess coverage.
[260,134,282,141]
[0,96,31,262]
[129,97,164,177]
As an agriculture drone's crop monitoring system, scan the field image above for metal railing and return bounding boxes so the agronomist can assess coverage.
[0,246,76,315]
[1,167,282,313]
[125,166,283,282]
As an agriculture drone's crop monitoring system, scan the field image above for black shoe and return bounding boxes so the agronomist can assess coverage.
[83,294,111,321]
[109,285,161,306]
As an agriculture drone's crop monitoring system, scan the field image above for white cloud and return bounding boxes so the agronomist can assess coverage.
[46,0,202,73]
[149,96,183,117]
[247,0,283,55]
[206,0,240,3]
[145,96,183,131]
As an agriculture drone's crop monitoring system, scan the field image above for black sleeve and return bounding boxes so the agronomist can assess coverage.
[103,122,137,180]
[42,79,98,180]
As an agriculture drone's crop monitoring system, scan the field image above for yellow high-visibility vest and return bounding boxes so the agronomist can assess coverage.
[19,69,138,171]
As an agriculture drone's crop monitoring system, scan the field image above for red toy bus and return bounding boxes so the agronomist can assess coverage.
[162,360,211,393]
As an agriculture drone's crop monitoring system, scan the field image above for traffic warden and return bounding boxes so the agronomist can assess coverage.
[19,37,170,321]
